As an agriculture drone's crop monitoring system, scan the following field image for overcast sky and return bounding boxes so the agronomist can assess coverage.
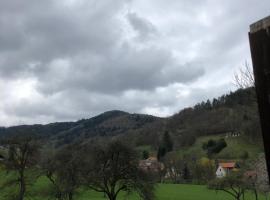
[0,0,269,126]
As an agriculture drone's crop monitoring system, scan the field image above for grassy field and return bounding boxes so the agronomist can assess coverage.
[174,134,264,160]
[136,134,264,161]
[78,184,265,200]
[137,134,264,164]
[0,172,266,200]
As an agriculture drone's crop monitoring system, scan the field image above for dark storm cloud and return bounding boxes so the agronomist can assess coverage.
[35,45,204,94]
[0,0,123,77]
[0,0,269,125]
[0,0,203,91]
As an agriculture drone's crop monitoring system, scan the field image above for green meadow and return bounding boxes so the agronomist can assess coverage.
[0,173,265,200]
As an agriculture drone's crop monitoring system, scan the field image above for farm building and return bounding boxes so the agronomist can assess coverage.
[216,162,239,178]
[139,157,164,172]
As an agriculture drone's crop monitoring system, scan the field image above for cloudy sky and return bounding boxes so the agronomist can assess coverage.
[0,0,269,126]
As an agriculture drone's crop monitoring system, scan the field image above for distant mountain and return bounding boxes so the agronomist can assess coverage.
[0,88,261,148]
[0,110,164,146]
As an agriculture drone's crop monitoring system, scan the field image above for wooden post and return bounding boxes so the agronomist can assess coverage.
[249,15,270,183]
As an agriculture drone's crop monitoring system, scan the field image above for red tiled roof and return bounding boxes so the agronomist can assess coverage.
[219,162,236,168]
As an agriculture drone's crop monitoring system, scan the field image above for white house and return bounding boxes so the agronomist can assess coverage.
[216,162,238,178]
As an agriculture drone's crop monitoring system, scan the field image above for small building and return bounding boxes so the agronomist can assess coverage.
[225,131,241,138]
[139,157,164,173]
[216,162,239,178]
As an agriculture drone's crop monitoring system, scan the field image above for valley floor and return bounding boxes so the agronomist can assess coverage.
[0,175,265,200]
[78,184,265,200]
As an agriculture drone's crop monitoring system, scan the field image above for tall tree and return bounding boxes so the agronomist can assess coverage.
[157,131,174,161]
[157,146,166,161]
[162,131,173,152]
[208,173,246,200]
[142,150,149,159]
[202,139,227,158]
[1,135,40,200]
[40,145,82,200]
[80,141,155,200]
[163,153,184,183]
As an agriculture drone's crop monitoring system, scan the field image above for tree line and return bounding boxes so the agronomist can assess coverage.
[0,135,155,200]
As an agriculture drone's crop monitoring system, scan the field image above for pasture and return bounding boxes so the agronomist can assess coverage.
[0,172,265,200]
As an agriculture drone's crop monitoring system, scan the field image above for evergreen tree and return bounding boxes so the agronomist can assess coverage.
[162,131,173,152]
[142,150,149,159]
[182,163,190,181]
[157,146,166,161]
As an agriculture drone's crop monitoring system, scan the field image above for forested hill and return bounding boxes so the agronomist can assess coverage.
[0,110,164,146]
[166,87,260,148]
[0,87,261,147]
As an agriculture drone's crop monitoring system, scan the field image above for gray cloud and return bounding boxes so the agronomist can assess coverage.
[127,12,157,40]
[0,0,124,77]
[34,45,204,95]
[0,0,269,126]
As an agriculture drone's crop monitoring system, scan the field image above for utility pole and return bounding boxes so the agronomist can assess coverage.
[249,15,270,183]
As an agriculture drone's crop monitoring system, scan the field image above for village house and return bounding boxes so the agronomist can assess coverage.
[216,162,239,178]
[225,131,241,138]
[139,157,164,173]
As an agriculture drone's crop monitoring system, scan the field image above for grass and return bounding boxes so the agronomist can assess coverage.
[136,134,264,162]
[175,134,264,160]
[0,171,266,200]
[77,184,265,200]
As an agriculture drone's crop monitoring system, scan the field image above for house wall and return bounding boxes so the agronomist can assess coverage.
[216,166,226,178]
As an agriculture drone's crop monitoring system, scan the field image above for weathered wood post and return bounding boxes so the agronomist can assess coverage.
[249,15,270,183]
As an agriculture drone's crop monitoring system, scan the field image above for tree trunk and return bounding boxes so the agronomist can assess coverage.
[254,189,258,200]
[236,193,242,200]
[107,192,116,200]
[18,170,26,200]
[68,192,73,200]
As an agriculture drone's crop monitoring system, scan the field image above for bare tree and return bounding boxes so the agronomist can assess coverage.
[234,62,255,89]
[208,173,246,200]
[40,145,82,200]
[163,152,183,183]
[1,135,40,200]
[80,141,155,200]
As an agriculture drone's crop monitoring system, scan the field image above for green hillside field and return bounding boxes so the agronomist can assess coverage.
[136,133,264,161]
[173,134,264,160]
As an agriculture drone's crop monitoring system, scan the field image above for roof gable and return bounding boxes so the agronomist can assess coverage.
[219,162,236,168]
